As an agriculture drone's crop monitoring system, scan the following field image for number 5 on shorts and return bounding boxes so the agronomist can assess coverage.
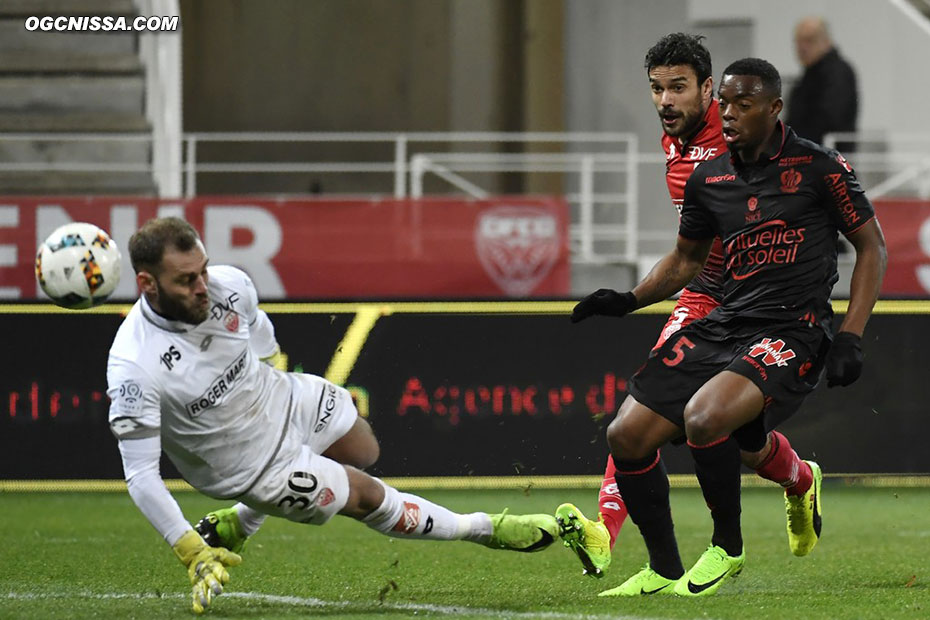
[663,336,695,367]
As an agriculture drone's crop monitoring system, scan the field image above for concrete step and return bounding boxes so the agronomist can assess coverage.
[0,1,154,196]
[0,112,149,132]
[0,75,144,113]
[0,51,141,74]
[0,0,135,17]
[0,138,150,164]
[0,170,155,194]
[0,18,136,54]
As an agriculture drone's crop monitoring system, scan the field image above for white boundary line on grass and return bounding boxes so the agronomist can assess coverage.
[4,590,718,620]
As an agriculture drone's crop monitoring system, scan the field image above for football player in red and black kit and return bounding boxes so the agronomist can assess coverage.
[556,34,828,587]
[569,57,886,597]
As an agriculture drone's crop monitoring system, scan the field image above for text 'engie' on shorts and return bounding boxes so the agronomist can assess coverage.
[236,373,359,525]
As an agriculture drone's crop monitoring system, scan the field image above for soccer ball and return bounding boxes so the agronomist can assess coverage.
[35,222,122,309]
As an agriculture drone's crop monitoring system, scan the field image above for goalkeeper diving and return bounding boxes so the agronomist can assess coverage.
[107,217,558,614]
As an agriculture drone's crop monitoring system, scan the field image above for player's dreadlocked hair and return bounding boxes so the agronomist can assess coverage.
[644,33,713,84]
[129,216,201,274]
[722,57,782,98]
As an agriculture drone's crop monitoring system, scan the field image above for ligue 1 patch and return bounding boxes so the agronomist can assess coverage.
[474,205,561,297]
[117,381,143,415]
[748,338,796,367]
[224,311,239,332]
[317,487,335,507]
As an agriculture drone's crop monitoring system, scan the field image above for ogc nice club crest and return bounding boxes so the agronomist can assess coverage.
[474,206,560,296]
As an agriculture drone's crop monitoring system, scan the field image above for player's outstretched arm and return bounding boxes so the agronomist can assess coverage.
[571,235,711,323]
[173,530,243,614]
[118,437,242,614]
[826,218,887,387]
[631,235,713,308]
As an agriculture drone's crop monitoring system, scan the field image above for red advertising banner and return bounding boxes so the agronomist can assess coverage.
[873,200,930,297]
[0,197,570,300]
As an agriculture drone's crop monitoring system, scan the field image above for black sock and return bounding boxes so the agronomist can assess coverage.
[614,452,684,579]
[731,414,767,453]
[689,437,743,556]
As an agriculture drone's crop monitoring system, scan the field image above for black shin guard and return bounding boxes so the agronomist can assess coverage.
[614,453,684,579]
[689,437,743,556]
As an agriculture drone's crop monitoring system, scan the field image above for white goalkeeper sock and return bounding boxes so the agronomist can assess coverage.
[362,480,492,542]
[234,503,266,536]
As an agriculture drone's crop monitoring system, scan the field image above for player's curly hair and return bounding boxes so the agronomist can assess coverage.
[722,57,782,97]
[129,216,201,274]
[644,33,713,84]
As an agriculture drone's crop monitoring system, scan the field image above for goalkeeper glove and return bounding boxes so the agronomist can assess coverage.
[571,289,637,323]
[825,331,863,387]
[172,530,242,614]
[260,345,288,371]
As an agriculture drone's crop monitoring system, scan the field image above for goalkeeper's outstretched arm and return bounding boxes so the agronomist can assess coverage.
[118,436,241,614]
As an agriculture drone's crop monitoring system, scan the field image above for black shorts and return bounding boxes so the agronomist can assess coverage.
[629,317,827,431]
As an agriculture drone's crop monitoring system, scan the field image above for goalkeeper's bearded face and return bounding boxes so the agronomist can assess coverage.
[143,241,211,325]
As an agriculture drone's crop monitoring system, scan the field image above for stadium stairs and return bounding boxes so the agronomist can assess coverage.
[0,0,156,194]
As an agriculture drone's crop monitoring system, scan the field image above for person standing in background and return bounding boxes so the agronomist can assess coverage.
[787,17,858,152]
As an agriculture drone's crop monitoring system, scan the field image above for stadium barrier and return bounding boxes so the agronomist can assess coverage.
[0,197,570,300]
[1,300,928,490]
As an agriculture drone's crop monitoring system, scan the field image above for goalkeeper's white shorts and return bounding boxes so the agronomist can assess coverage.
[238,373,358,525]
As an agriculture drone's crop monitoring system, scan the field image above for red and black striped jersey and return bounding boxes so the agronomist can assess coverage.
[661,101,726,302]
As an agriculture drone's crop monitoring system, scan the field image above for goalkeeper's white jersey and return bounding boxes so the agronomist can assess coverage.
[107,265,292,498]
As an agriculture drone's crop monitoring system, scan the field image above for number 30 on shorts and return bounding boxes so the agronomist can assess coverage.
[276,471,318,511]
[663,336,695,367]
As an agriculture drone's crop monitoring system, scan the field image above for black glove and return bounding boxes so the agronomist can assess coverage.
[570,289,637,323]
[825,331,863,387]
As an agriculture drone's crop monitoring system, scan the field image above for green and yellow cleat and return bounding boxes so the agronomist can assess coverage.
[786,460,822,557]
[673,545,744,597]
[598,565,677,597]
[194,507,249,553]
[484,510,558,552]
[555,503,611,578]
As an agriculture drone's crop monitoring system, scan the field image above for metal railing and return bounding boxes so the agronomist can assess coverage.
[410,150,637,261]
[3,130,929,266]
[824,131,930,200]
[0,133,155,173]
[180,131,641,264]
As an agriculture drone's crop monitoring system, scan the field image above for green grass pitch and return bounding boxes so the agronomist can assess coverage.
[1,486,926,619]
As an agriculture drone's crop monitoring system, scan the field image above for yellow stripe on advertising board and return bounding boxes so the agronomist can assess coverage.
[2,299,929,315]
[3,474,929,493]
